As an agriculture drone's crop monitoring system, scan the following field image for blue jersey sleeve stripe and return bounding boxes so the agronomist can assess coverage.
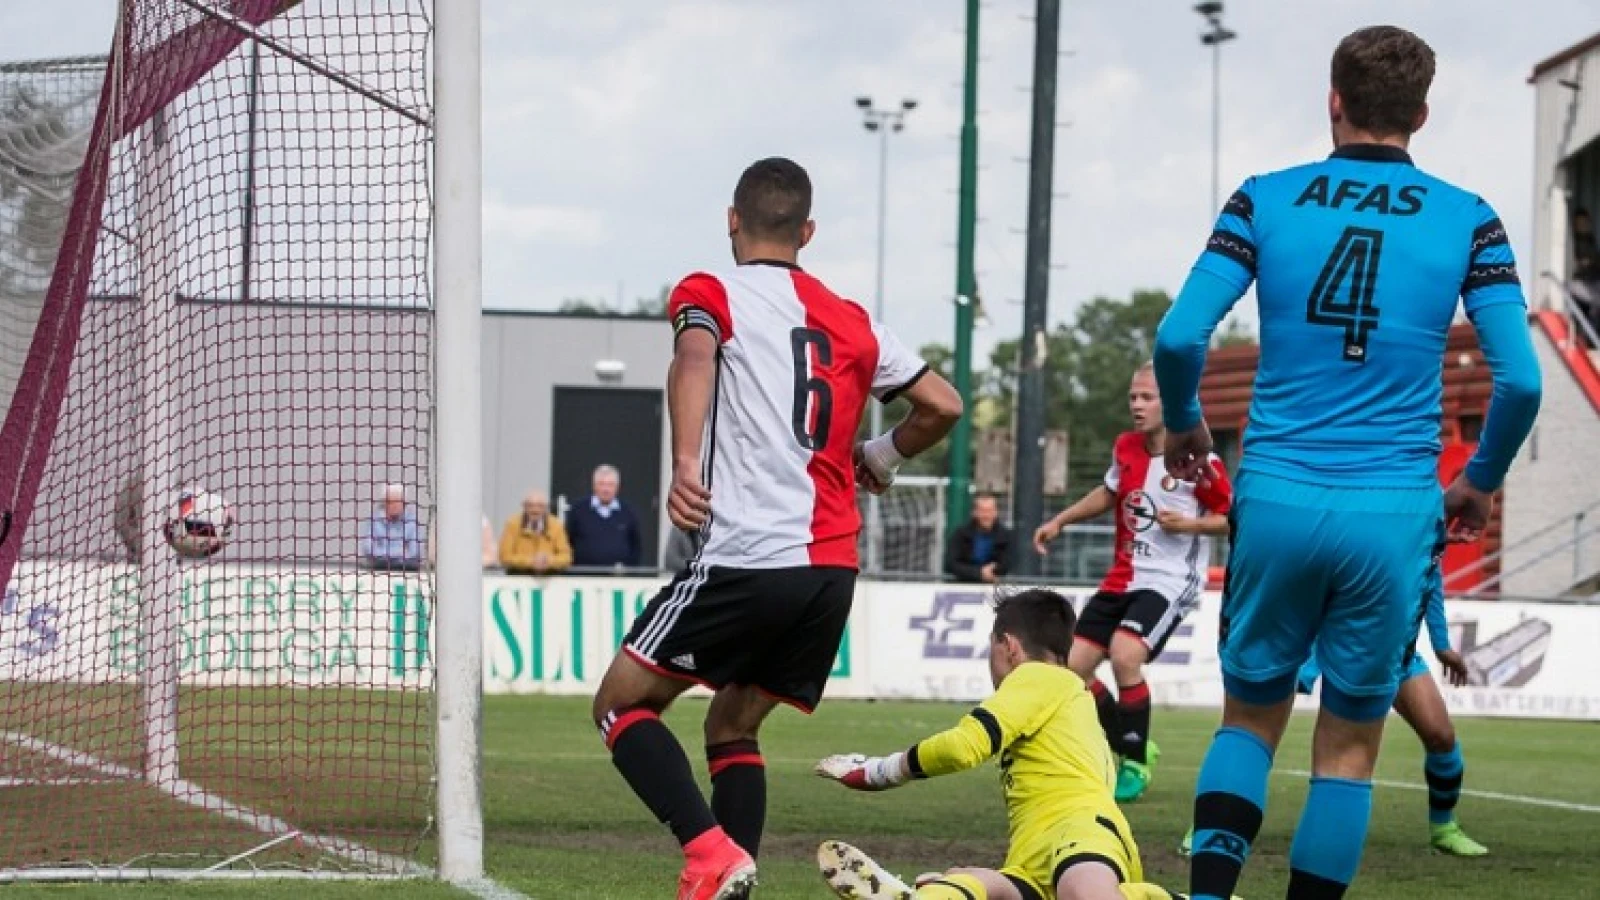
[1470,217,1509,259]
[1462,262,1521,294]
[1223,189,1254,224]
[1205,229,1257,275]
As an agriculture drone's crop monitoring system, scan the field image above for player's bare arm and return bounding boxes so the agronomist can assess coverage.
[1156,510,1228,536]
[665,327,716,531]
[856,368,962,494]
[1034,485,1116,554]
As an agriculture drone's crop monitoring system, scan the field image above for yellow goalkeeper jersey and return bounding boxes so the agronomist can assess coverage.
[908,660,1118,840]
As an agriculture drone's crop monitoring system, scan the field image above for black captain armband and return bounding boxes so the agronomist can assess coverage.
[673,306,721,343]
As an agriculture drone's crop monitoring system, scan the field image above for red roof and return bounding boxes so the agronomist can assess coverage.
[1529,31,1600,84]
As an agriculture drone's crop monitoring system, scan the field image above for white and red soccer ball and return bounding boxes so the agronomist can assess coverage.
[163,487,236,559]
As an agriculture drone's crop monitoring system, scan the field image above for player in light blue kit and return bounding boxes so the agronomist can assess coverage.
[1152,26,1541,900]
[1298,553,1486,858]
[1178,552,1487,860]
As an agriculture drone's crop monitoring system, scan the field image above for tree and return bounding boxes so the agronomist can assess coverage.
[557,297,612,315]
[1213,316,1257,348]
[631,284,670,318]
[557,284,671,318]
[984,290,1172,491]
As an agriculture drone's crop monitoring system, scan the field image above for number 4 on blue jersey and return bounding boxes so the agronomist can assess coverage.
[1155,144,1541,493]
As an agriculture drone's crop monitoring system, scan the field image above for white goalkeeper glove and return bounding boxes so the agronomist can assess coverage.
[815,752,911,792]
[855,433,905,494]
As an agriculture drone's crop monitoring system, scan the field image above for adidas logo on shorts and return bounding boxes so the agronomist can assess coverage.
[671,653,697,671]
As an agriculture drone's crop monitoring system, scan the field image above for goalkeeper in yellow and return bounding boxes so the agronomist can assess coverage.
[815,589,1191,900]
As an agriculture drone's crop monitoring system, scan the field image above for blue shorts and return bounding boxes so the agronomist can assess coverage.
[1296,652,1431,696]
[1220,471,1441,721]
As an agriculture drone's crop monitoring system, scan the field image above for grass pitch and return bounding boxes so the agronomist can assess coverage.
[7,695,1600,898]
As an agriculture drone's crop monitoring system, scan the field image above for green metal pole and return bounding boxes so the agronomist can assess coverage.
[946,0,980,532]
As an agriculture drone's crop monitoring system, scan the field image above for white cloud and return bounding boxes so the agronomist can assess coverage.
[483,200,606,246]
[5,0,1597,360]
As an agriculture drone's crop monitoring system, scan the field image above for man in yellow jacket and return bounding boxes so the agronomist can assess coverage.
[499,490,572,576]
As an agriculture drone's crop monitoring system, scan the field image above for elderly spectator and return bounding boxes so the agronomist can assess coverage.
[361,484,422,570]
[565,464,642,570]
[945,493,1014,584]
[500,490,572,576]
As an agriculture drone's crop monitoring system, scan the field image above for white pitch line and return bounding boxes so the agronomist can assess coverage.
[0,776,113,787]
[452,876,537,900]
[0,731,535,899]
[0,731,422,874]
[1277,767,1600,814]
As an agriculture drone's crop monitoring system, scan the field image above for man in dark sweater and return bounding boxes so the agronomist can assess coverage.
[566,464,643,570]
[945,493,1013,584]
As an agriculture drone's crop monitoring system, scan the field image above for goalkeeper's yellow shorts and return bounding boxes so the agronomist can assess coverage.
[999,806,1144,900]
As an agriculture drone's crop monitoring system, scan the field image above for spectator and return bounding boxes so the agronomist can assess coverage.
[661,527,700,573]
[425,514,497,569]
[565,464,642,570]
[499,490,572,576]
[945,493,1013,584]
[361,484,422,571]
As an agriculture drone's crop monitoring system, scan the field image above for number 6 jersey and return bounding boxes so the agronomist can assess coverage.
[668,261,928,569]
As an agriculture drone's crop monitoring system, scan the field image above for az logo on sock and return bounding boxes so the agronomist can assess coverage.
[1200,832,1249,862]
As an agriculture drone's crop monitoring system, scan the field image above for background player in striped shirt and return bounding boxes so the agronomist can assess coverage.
[1034,363,1231,804]
[1153,26,1541,900]
[589,157,962,900]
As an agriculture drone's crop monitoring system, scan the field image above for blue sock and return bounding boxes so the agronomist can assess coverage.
[1425,742,1464,826]
[1287,776,1373,899]
[1190,726,1273,900]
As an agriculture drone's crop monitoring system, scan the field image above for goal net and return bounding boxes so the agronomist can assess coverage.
[0,0,435,879]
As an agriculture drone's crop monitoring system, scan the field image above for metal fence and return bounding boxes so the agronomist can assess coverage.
[854,475,1128,583]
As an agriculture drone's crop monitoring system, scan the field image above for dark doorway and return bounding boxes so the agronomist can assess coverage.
[550,386,663,568]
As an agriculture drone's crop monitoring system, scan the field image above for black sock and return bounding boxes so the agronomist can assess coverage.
[1117,680,1152,764]
[600,707,717,847]
[707,739,766,858]
[1089,678,1122,754]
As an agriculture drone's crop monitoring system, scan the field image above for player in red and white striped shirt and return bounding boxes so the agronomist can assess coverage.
[1034,362,1231,803]
[591,157,962,900]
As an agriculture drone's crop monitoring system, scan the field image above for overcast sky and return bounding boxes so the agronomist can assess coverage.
[5,1,1596,361]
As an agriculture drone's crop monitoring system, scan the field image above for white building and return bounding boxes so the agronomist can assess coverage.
[1500,33,1600,597]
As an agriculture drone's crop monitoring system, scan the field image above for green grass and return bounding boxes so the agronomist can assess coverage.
[8,696,1600,897]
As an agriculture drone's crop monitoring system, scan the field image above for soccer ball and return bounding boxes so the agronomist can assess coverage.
[163,488,236,559]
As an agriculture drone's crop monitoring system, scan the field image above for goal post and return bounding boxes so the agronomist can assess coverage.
[0,0,472,882]
[434,0,486,883]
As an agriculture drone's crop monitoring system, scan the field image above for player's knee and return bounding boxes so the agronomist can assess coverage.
[1108,635,1148,682]
[1420,723,1457,755]
[1311,709,1385,780]
[704,685,772,745]
[1054,859,1123,900]
[703,711,761,746]
[591,657,664,727]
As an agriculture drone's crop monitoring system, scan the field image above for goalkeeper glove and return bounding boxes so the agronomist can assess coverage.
[815,752,910,791]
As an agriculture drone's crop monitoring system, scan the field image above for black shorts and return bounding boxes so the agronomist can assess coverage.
[1075,589,1188,660]
[622,563,855,713]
